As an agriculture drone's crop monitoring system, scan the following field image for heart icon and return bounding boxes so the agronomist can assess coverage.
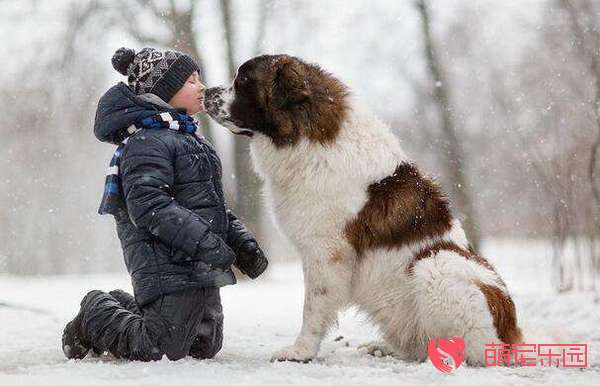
[428,337,465,373]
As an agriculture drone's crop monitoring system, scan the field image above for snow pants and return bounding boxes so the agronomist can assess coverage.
[79,287,223,361]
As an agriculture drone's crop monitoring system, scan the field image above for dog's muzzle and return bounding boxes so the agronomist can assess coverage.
[204,87,253,137]
[204,87,227,117]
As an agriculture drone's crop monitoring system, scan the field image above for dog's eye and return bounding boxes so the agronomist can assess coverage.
[237,76,249,86]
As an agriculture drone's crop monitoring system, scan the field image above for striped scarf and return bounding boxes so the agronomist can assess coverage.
[98,111,199,218]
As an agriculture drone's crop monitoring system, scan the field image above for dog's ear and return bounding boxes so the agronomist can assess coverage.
[273,58,311,109]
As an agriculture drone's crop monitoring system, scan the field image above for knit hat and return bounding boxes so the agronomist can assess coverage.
[111,47,199,103]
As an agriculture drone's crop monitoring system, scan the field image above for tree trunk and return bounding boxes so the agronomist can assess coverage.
[416,0,481,250]
[219,0,264,243]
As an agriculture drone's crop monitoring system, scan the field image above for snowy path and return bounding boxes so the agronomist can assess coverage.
[1,246,599,386]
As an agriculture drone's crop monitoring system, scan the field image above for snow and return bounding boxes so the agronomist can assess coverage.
[0,240,599,386]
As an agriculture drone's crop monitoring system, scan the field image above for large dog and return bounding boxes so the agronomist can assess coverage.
[205,54,522,365]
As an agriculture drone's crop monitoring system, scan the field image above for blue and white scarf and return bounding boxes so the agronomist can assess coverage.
[98,111,199,218]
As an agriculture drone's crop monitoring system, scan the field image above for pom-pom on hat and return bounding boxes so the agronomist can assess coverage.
[112,47,199,103]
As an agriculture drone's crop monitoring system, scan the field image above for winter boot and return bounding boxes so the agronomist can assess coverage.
[61,290,103,359]
[108,289,141,314]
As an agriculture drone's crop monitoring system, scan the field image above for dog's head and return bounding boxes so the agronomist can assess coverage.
[204,54,349,147]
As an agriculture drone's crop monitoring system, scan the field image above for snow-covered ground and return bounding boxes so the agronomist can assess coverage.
[0,240,598,386]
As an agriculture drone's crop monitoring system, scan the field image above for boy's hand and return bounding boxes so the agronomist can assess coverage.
[235,241,268,279]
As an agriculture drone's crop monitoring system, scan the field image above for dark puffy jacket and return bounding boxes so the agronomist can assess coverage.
[94,83,256,306]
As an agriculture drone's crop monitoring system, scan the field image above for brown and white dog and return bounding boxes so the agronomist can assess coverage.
[205,54,522,365]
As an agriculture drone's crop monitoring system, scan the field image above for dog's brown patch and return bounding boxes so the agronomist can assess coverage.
[477,283,523,344]
[406,240,497,276]
[344,162,453,256]
[270,56,349,146]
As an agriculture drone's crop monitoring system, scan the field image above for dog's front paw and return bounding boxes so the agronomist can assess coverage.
[270,344,317,363]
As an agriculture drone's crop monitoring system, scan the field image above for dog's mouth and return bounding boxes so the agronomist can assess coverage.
[213,115,254,137]
[224,119,254,137]
[230,128,254,137]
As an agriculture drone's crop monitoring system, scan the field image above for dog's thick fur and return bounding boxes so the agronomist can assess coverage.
[205,54,522,365]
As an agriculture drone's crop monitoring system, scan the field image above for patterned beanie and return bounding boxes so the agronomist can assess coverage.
[111,47,199,103]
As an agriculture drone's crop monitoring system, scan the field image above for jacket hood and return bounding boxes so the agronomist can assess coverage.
[94,82,176,144]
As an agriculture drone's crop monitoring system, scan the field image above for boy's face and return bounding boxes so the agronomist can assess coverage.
[168,71,206,115]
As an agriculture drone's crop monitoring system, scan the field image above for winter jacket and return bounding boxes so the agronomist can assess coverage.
[94,82,256,306]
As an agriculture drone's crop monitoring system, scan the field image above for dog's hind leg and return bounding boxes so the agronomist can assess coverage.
[410,250,521,366]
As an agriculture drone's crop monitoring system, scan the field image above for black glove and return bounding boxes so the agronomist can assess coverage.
[234,241,268,279]
[204,243,236,272]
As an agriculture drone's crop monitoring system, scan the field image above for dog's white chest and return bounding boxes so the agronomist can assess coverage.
[250,136,367,243]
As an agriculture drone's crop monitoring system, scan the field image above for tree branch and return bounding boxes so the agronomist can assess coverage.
[561,0,600,207]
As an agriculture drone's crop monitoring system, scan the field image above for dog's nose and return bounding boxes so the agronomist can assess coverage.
[204,87,224,114]
[205,87,223,100]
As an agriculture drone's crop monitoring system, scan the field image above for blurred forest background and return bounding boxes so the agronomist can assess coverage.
[0,0,598,293]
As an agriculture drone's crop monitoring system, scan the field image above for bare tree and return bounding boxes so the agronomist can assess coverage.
[489,0,600,292]
[219,0,267,244]
[0,0,117,274]
[415,0,481,250]
[560,0,600,209]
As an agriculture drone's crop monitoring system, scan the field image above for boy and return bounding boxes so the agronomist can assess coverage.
[62,47,268,361]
